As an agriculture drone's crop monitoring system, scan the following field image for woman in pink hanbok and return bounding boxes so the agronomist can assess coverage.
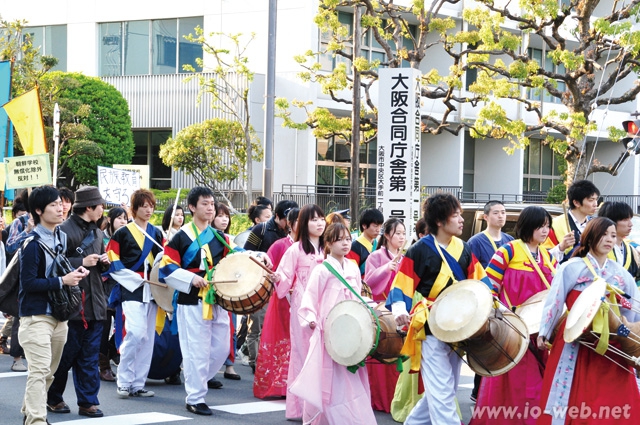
[363,218,406,412]
[290,222,377,425]
[272,204,326,419]
[253,208,300,399]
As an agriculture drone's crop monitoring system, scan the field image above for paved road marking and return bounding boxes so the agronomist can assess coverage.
[0,371,29,378]
[458,383,474,389]
[54,412,192,424]
[211,400,286,414]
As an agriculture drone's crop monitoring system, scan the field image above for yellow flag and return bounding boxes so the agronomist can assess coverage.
[2,88,47,155]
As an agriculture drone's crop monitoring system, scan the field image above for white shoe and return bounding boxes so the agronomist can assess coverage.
[11,359,27,372]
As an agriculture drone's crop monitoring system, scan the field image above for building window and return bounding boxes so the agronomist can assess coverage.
[99,17,203,76]
[527,48,566,104]
[319,12,415,72]
[522,139,564,192]
[132,130,172,190]
[463,133,475,192]
[316,136,377,188]
[23,25,67,71]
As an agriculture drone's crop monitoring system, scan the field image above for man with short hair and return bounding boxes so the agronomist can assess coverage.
[542,179,600,262]
[106,189,164,399]
[468,201,514,268]
[347,208,384,276]
[598,201,639,279]
[47,186,110,418]
[160,187,271,415]
[19,186,88,425]
[387,193,490,425]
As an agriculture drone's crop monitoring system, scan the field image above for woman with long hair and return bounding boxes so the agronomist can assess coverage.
[254,208,300,398]
[289,222,377,425]
[470,206,557,425]
[363,218,406,412]
[272,204,326,419]
[161,204,184,241]
[537,217,640,424]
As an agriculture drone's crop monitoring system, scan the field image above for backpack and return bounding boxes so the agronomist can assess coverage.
[0,236,34,317]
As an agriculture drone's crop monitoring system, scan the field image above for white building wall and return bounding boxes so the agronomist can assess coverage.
[474,138,523,195]
[422,133,464,187]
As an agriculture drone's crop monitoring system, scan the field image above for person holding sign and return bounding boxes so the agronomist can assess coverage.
[159,187,272,416]
[105,189,164,399]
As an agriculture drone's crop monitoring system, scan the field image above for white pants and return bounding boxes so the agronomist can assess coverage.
[404,336,462,425]
[177,301,230,405]
[117,300,158,391]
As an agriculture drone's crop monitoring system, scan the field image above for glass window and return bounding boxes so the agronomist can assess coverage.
[124,20,149,76]
[153,19,177,74]
[132,131,149,165]
[541,144,553,174]
[46,25,67,71]
[334,139,351,162]
[317,138,329,161]
[178,17,203,73]
[368,139,377,165]
[335,166,350,186]
[100,23,123,76]
[530,139,541,173]
[317,165,333,185]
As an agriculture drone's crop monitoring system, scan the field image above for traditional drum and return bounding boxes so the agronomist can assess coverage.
[149,262,175,313]
[324,300,404,366]
[515,289,567,335]
[563,278,640,371]
[428,279,529,377]
[212,253,272,314]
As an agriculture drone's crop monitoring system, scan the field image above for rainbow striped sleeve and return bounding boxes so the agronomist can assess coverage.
[159,244,183,283]
[485,243,514,292]
[104,237,125,275]
[467,251,494,294]
[386,256,419,312]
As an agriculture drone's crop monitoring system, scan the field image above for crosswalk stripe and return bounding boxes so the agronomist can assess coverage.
[53,412,192,424]
[0,371,29,378]
[210,400,286,415]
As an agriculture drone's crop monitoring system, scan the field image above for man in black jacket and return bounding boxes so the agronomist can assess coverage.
[46,186,110,418]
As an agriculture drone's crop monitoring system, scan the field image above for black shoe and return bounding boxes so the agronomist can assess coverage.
[186,403,212,415]
[207,378,223,389]
[165,373,182,385]
[47,401,71,413]
[224,372,241,380]
[251,364,255,374]
[79,406,104,418]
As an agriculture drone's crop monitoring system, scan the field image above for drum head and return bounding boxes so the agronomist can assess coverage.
[564,277,607,343]
[429,280,494,343]
[467,311,529,377]
[324,300,375,367]
[213,254,265,297]
[515,290,549,335]
[150,263,174,313]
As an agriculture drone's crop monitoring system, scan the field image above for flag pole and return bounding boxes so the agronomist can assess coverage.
[53,103,60,187]
[1,58,15,210]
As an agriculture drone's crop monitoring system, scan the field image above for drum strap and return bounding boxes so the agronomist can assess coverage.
[582,257,621,355]
[482,231,498,252]
[192,223,216,320]
[323,261,381,373]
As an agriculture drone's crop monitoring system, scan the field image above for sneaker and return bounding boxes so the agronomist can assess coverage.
[116,386,131,398]
[11,359,27,372]
[470,394,477,403]
[130,388,155,397]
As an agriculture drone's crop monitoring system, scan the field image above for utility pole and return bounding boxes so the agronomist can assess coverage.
[350,5,362,229]
[263,0,277,201]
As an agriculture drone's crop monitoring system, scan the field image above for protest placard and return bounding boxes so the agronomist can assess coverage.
[4,154,52,189]
[97,166,141,206]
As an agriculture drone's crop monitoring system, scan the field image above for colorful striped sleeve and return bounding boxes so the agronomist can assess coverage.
[485,243,514,293]
[158,244,183,282]
[386,256,419,313]
[104,237,125,275]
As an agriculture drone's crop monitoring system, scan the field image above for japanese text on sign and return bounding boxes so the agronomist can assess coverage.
[98,166,141,206]
[4,154,52,189]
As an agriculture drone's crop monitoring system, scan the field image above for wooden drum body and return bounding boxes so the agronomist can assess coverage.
[213,253,272,314]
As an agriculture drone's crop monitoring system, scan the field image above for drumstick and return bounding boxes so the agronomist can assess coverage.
[249,255,273,273]
[562,200,571,236]
[208,279,239,285]
[144,280,168,288]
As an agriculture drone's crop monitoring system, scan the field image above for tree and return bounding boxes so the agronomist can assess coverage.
[182,30,263,209]
[278,0,640,198]
[40,72,134,188]
[159,118,261,212]
[1,19,133,189]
